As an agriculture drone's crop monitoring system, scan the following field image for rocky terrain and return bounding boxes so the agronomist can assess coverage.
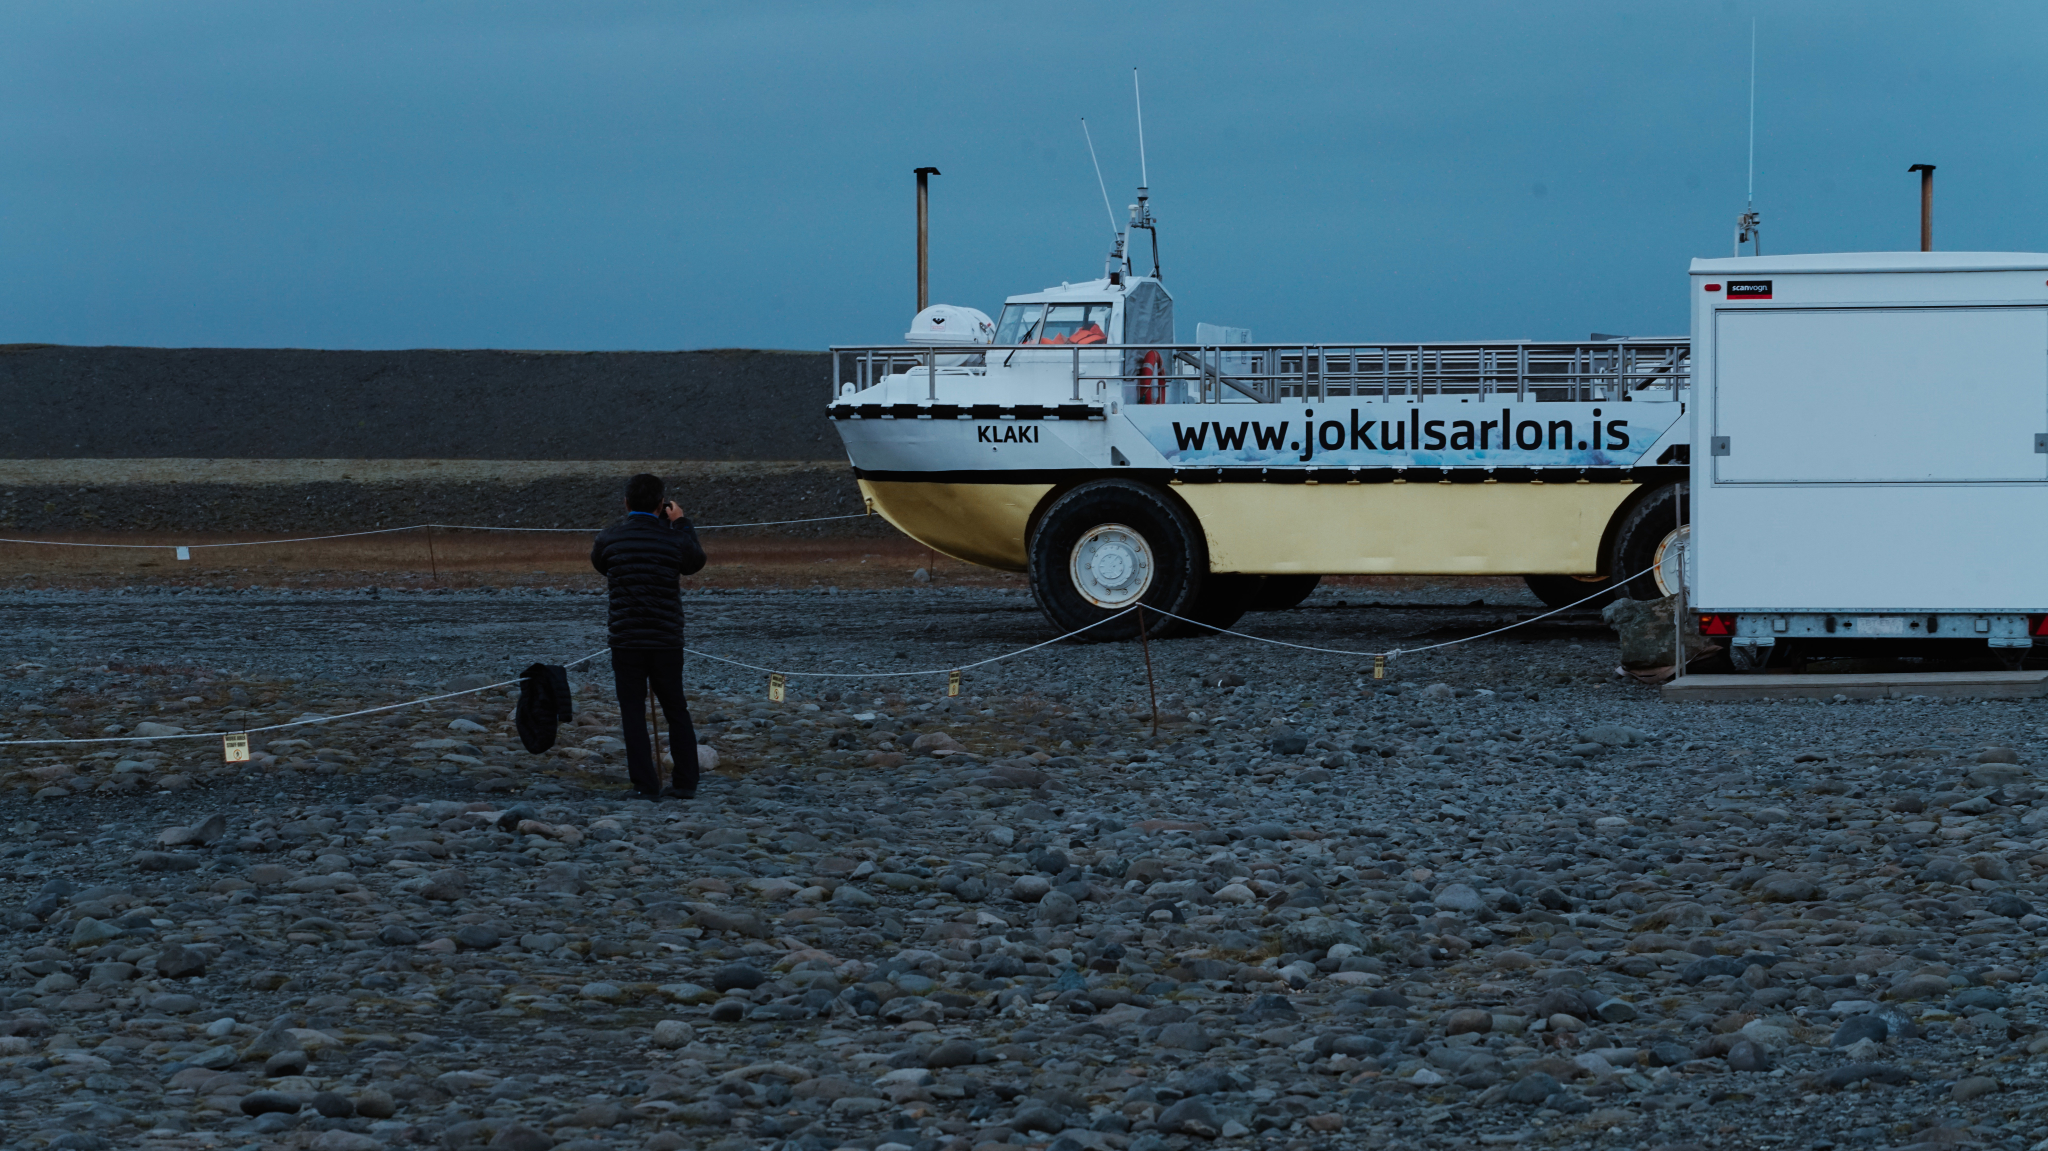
[0,585,2044,1151]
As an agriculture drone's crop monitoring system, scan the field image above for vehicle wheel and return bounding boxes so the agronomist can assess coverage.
[1523,574,1615,611]
[1029,480,1207,641]
[1242,574,1321,612]
[1184,573,1252,632]
[1610,483,1688,601]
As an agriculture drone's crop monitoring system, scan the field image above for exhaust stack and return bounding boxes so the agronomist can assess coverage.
[915,166,940,312]
[1908,163,1935,252]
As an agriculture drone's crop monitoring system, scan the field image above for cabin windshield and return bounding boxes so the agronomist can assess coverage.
[1036,304,1114,345]
[994,303,1045,345]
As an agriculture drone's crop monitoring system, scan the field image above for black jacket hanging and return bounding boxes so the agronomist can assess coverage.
[515,663,574,753]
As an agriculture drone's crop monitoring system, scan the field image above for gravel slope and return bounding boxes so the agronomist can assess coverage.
[0,586,2042,1151]
[0,347,839,462]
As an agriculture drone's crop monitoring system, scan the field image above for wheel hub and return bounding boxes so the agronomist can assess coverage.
[1070,524,1154,608]
[1652,524,1690,598]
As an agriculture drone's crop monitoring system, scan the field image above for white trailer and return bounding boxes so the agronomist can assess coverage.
[1688,251,2048,670]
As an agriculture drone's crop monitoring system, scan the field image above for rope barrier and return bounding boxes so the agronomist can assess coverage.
[670,566,1658,689]
[1143,563,1657,660]
[0,561,1668,750]
[682,607,1140,679]
[0,513,871,552]
[0,610,1142,747]
[0,650,610,747]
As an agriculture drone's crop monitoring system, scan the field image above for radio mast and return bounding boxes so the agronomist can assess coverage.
[1734,20,1761,256]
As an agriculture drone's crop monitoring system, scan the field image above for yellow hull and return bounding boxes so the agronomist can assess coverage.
[860,477,1638,575]
[858,479,1053,571]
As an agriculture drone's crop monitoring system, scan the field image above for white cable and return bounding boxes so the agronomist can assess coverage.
[1146,564,1659,660]
[0,525,429,551]
[0,512,871,552]
[684,607,1139,679]
[0,567,1662,747]
[0,649,609,747]
[429,514,870,533]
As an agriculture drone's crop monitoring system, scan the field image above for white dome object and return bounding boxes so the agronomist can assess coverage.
[904,305,995,346]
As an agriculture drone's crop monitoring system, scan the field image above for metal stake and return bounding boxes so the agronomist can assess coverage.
[1137,605,1159,738]
[425,526,439,585]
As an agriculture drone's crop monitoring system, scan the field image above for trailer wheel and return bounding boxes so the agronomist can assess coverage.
[1523,574,1615,611]
[1243,574,1322,612]
[1730,645,1772,673]
[1610,484,1688,601]
[1029,480,1207,641]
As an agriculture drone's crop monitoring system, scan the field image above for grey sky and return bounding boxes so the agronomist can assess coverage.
[2,1,2042,351]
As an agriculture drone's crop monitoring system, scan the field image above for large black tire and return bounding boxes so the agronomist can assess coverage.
[1029,481,1208,641]
[1184,573,1252,632]
[1523,574,1616,611]
[1242,574,1321,612]
[1610,483,1687,601]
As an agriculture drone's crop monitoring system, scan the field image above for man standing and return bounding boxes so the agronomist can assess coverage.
[590,473,707,799]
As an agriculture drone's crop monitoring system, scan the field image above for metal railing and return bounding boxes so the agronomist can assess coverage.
[830,340,1690,405]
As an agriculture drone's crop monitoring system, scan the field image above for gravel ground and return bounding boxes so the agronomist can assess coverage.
[0,584,2044,1151]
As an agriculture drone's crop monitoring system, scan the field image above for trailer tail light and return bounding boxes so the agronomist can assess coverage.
[2030,615,2048,636]
[1705,283,1722,292]
[1699,613,1735,636]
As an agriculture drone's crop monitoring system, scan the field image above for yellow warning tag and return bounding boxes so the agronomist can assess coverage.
[768,673,786,703]
[1372,655,1386,680]
[223,732,250,763]
[947,670,962,697]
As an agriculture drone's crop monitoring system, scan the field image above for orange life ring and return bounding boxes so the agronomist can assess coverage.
[1135,349,1164,404]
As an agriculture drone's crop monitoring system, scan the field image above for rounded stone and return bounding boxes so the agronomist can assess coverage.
[1010,875,1052,902]
[1443,1008,1492,1036]
[1433,883,1485,913]
[1725,1039,1771,1072]
[239,1090,302,1116]
[308,1091,355,1118]
[1831,1014,1889,1048]
[1506,1072,1561,1105]
[924,1039,979,1068]
[710,964,765,992]
[452,924,500,950]
[1951,1075,2000,1102]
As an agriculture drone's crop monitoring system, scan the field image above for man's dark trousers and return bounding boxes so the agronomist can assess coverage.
[612,647,698,795]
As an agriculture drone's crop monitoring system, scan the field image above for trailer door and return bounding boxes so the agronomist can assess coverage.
[1713,306,2048,483]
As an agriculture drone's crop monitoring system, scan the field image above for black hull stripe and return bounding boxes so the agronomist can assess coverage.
[832,403,1103,421]
[854,466,1685,486]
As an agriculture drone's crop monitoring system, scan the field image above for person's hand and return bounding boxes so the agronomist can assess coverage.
[663,500,685,522]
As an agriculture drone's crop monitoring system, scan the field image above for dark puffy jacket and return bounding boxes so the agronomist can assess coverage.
[590,514,707,648]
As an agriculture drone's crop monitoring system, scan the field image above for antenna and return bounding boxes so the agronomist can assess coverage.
[1130,68,1161,279]
[1747,19,1756,208]
[1081,119,1120,240]
[1734,19,1761,257]
[1133,68,1149,189]
[1082,119,1129,281]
